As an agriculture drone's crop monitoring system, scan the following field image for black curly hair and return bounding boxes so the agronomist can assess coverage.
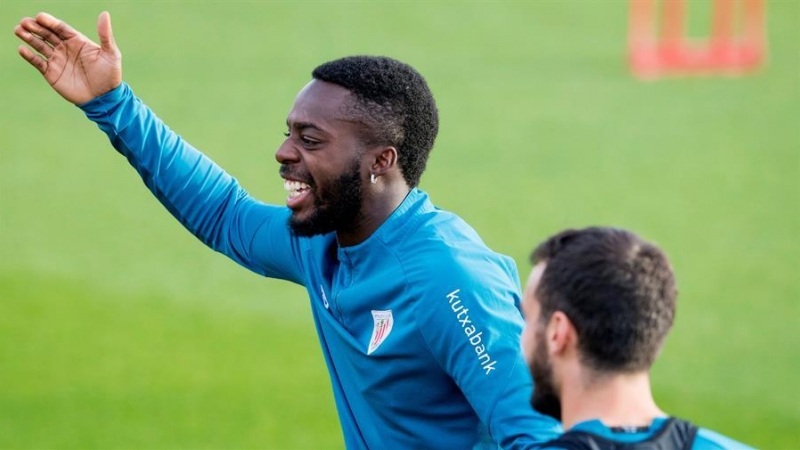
[312,56,439,188]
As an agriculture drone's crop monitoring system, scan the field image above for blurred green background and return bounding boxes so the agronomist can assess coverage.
[1,1,797,448]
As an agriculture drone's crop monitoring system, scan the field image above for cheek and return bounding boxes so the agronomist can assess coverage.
[521,325,536,364]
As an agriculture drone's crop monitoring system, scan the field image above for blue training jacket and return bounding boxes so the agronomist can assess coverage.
[79,83,562,449]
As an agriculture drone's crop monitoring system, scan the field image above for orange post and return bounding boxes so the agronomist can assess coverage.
[711,0,735,46]
[628,0,767,79]
[660,0,686,50]
[741,0,766,66]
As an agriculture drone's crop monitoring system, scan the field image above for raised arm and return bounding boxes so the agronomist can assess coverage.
[14,12,305,284]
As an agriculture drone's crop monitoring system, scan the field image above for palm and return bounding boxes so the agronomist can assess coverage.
[45,38,120,104]
[15,12,122,105]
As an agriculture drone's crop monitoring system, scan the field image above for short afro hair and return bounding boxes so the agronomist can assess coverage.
[312,56,439,188]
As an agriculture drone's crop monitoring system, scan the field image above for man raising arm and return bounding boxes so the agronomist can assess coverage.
[15,12,561,449]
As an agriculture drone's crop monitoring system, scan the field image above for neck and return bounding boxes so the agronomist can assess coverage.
[560,368,666,430]
[336,184,410,247]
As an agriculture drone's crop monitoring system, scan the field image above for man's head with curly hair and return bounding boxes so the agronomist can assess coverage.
[312,56,439,188]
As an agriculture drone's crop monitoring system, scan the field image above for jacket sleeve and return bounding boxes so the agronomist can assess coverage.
[78,83,305,285]
[415,255,562,449]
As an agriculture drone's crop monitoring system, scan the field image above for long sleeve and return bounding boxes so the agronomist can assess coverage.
[414,254,563,449]
[78,83,305,284]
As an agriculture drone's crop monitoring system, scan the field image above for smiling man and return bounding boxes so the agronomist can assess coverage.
[14,11,561,449]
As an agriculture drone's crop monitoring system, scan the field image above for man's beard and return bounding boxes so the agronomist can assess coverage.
[288,159,364,237]
[528,331,562,421]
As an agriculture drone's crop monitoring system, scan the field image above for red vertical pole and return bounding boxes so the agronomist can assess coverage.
[742,0,766,67]
[711,0,735,45]
[660,0,686,67]
[629,0,660,77]
[711,0,736,67]
[743,0,765,43]
[629,0,657,47]
[661,0,685,47]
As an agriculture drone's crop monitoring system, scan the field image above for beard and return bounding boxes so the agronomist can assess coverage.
[528,332,563,421]
[287,159,364,238]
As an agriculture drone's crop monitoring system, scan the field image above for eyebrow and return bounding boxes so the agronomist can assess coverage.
[286,120,327,134]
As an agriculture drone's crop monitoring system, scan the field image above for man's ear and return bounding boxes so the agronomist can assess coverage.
[546,311,577,357]
[370,146,398,177]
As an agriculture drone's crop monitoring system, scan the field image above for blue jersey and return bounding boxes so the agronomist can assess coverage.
[545,418,754,449]
[79,83,562,449]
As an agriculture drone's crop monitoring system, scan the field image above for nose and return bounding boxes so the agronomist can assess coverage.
[275,139,299,164]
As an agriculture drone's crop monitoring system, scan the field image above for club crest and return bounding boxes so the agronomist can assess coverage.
[367,310,394,355]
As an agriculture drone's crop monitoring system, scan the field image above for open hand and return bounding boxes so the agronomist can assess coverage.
[14,12,122,105]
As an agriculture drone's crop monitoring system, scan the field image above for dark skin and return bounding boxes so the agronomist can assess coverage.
[14,12,122,104]
[16,11,411,247]
[278,79,411,246]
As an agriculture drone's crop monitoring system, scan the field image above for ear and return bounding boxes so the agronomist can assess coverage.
[546,311,577,357]
[369,146,398,177]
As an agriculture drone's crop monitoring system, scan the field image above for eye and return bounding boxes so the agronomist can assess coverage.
[300,136,321,148]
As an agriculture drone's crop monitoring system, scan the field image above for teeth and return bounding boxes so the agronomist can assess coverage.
[284,180,311,199]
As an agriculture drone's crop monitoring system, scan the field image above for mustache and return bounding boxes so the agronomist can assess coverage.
[279,165,314,187]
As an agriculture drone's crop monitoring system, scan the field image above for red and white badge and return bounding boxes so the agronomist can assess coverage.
[367,310,394,355]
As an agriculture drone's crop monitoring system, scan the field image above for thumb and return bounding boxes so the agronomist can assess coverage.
[97,11,118,54]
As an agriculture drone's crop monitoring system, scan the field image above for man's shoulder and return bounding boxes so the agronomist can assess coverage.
[402,201,481,245]
[541,419,754,450]
[693,428,755,450]
[396,221,518,289]
[385,191,520,295]
[393,203,512,271]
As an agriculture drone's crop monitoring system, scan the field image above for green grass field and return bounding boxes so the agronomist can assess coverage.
[1,1,797,448]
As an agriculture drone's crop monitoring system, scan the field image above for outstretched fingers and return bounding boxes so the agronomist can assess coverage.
[19,17,62,48]
[18,45,47,74]
[14,24,54,59]
[34,12,78,41]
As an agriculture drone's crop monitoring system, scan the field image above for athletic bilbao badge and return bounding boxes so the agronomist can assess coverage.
[367,310,394,355]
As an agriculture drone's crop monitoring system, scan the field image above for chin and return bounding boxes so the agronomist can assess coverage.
[288,213,336,237]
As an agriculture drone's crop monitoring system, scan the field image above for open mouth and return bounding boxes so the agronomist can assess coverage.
[284,179,312,209]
